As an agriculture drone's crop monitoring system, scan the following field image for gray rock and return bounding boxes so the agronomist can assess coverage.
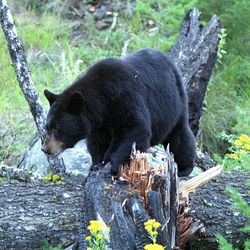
[16,134,92,180]
[16,134,168,180]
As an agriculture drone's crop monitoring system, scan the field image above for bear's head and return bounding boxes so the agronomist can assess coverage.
[41,89,90,156]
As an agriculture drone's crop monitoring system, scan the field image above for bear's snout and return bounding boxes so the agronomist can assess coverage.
[41,133,64,156]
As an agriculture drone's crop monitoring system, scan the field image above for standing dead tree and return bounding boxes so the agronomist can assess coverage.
[168,8,223,136]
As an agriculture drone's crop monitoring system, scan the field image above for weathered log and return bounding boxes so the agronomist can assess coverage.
[0,181,82,250]
[190,173,250,250]
[168,8,224,136]
[0,165,43,183]
[0,169,249,250]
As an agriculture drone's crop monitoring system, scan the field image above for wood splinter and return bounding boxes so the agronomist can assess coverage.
[119,147,222,248]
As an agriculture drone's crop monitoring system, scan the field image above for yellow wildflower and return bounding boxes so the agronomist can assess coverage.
[153,222,161,229]
[87,220,104,234]
[239,134,250,143]
[243,143,250,150]
[235,140,242,147]
[231,153,239,159]
[144,219,161,232]
[144,219,156,226]
[145,225,153,232]
[144,243,165,250]
[97,234,102,239]
[85,236,91,241]
[151,231,158,236]
[86,220,109,249]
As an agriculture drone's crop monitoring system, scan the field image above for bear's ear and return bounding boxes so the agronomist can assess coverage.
[44,89,58,106]
[68,91,85,113]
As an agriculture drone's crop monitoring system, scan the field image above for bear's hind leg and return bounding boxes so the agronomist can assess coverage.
[163,119,196,177]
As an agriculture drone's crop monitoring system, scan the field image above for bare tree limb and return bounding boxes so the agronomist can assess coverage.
[0,0,46,140]
[0,0,66,175]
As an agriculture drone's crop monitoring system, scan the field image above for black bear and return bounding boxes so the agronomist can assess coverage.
[41,48,196,177]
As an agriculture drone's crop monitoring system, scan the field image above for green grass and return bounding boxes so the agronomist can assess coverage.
[1,0,250,170]
[0,0,199,165]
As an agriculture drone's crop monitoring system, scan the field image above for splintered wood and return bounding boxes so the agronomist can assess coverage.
[119,148,165,203]
[179,165,223,203]
[119,147,223,248]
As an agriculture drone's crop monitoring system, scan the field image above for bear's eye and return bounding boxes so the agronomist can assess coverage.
[53,125,60,133]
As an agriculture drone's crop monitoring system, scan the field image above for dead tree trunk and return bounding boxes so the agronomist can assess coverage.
[0,0,66,176]
[168,8,223,136]
[75,150,183,250]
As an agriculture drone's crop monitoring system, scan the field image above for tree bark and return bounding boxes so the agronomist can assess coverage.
[190,173,250,250]
[0,0,66,175]
[168,8,224,136]
[0,172,248,250]
[0,181,82,250]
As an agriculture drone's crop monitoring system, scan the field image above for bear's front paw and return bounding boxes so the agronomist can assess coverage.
[111,164,121,179]
[90,163,105,172]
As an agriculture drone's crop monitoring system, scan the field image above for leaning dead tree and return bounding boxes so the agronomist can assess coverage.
[0,0,66,176]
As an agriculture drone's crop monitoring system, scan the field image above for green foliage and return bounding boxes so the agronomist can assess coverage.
[216,28,227,66]
[216,233,235,250]
[216,185,250,250]
[41,240,64,250]
[128,0,197,51]
[196,0,250,158]
[219,133,250,172]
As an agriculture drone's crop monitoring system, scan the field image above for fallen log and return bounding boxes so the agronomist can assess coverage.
[1,156,249,250]
[190,173,250,250]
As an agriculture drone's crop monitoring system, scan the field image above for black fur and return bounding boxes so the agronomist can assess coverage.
[44,48,196,176]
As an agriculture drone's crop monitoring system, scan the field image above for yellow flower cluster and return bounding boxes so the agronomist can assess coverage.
[144,243,165,250]
[85,220,110,250]
[235,134,250,149]
[87,220,110,235]
[144,219,161,233]
[231,134,250,160]
[144,219,162,247]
